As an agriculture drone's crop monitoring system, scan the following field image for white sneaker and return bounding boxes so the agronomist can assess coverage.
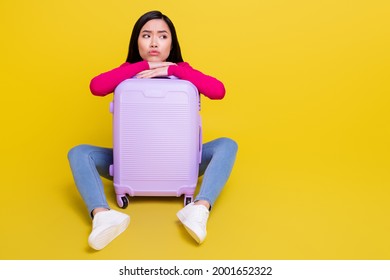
[88,210,130,250]
[177,202,209,244]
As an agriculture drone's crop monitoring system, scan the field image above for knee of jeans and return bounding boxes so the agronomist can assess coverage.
[67,144,92,161]
[217,137,238,154]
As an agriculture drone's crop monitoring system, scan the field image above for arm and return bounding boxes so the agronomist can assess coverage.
[89,61,150,96]
[168,62,226,100]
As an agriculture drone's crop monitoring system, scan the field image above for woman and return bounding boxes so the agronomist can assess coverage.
[68,10,237,250]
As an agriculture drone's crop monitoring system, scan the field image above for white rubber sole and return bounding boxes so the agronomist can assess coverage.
[177,211,204,244]
[88,216,130,250]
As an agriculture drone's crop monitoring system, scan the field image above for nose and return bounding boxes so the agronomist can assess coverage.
[150,38,158,48]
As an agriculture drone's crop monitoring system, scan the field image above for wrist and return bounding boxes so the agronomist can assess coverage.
[167,64,176,76]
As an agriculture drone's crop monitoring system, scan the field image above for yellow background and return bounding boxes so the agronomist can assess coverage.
[0,0,389,259]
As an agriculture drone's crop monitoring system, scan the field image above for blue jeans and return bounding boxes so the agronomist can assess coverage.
[68,137,238,217]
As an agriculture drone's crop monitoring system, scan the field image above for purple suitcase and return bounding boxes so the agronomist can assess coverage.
[109,78,202,208]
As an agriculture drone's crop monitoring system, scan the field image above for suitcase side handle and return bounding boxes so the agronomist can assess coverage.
[199,116,202,164]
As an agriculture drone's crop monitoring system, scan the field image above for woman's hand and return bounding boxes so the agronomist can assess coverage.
[136,67,169,78]
[136,62,176,78]
[148,61,176,69]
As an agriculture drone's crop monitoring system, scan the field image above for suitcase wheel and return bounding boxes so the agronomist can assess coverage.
[117,195,129,209]
[184,195,193,206]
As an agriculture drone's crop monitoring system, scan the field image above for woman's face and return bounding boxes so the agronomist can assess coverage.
[138,19,172,62]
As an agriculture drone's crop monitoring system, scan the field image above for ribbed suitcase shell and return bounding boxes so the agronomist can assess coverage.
[109,78,201,208]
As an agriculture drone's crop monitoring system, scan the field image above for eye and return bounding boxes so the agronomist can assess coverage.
[142,34,150,38]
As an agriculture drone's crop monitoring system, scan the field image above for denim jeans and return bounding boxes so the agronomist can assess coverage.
[68,137,238,217]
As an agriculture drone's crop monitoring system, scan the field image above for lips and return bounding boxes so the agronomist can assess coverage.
[149,50,160,56]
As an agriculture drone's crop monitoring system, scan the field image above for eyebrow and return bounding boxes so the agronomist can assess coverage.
[141,30,169,34]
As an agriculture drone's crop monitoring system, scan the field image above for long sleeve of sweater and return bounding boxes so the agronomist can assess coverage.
[90,61,150,96]
[167,62,225,100]
[89,61,225,99]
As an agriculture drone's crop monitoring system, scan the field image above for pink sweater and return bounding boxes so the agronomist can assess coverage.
[90,61,225,99]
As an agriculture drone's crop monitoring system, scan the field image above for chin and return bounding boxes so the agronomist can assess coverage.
[148,57,164,62]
